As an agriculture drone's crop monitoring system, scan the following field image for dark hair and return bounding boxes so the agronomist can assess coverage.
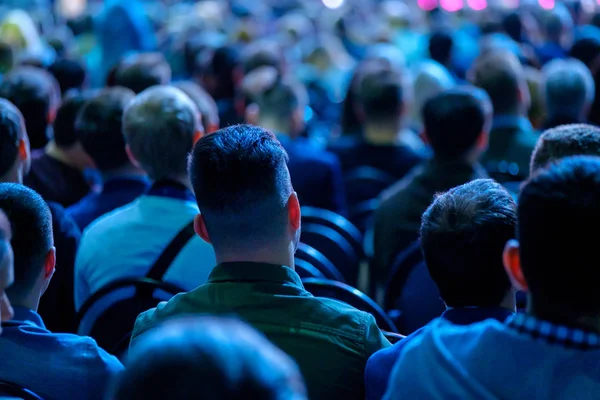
[53,90,92,148]
[189,125,291,250]
[114,54,172,94]
[48,58,87,96]
[502,12,524,43]
[570,37,600,68]
[359,67,403,122]
[428,31,453,66]
[421,179,516,307]
[76,87,135,171]
[173,81,219,132]
[242,41,282,74]
[0,67,58,150]
[111,317,306,400]
[530,124,600,174]
[0,183,53,298]
[206,46,240,100]
[0,99,24,177]
[422,87,488,160]
[256,79,305,122]
[0,42,14,74]
[518,156,600,314]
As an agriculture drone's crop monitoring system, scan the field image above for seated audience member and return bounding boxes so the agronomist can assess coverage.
[471,50,538,179]
[0,209,14,328]
[410,60,455,132]
[113,317,306,400]
[48,57,88,96]
[0,98,81,333]
[75,86,216,310]
[366,179,516,400]
[254,76,346,214]
[173,80,220,134]
[372,88,490,288]
[524,66,545,129]
[114,53,172,94]
[67,87,149,230]
[0,69,93,207]
[328,66,426,180]
[0,42,14,77]
[536,3,572,65]
[530,124,600,175]
[0,183,123,400]
[541,58,594,129]
[131,125,390,400]
[385,156,600,399]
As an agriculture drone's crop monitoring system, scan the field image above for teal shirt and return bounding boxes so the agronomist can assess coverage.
[132,262,391,400]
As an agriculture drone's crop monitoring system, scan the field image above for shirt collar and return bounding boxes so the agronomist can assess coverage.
[7,307,46,330]
[207,262,305,288]
[492,114,533,132]
[442,307,514,326]
[103,176,150,192]
[506,313,600,350]
[146,180,195,202]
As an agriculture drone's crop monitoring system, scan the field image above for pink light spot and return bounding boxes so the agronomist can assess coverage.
[539,0,555,9]
[467,0,487,10]
[441,0,463,12]
[418,0,439,11]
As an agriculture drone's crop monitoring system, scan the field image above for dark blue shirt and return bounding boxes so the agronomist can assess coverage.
[0,307,123,400]
[67,176,150,230]
[365,307,514,400]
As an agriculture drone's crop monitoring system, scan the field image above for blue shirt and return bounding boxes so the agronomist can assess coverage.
[365,307,514,400]
[0,307,123,400]
[67,176,150,230]
[75,182,216,310]
[384,314,600,400]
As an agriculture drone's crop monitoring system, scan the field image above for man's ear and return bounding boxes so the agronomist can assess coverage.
[420,130,430,145]
[193,130,203,145]
[44,247,56,279]
[245,103,259,125]
[287,192,301,231]
[194,213,212,244]
[18,138,29,162]
[46,110,56,125]
[503,240,528,292]
[207,123,219,134]
[476,131,489,151]
[125,145,142,169]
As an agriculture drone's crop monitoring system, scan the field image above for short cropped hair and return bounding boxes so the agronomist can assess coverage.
[518,156,600,313]
[0,67,58,149]
[242,40,282,74]
[53,90,92,148]
[359,67,404,122]
[542,58,594,118]
[530,124,600,174]
[76,87,135,171]
[123,86,198,180]
[421,179,516,307]
[189,125,291,250]
[255,79,307,122]
[0,184,53,298]
[48,58,87,95]
[115,53,172,94]
[0,99,25,177]
[428,31,453,66]
[112,317,306,400]
[423,87,491,160]
[173,81,219,133]
[471,50,525,114]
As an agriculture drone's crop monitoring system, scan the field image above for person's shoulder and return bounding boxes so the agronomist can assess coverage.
[309,295,381,331]
[82,200,140,237]
[131,291,193,343]
[47,331,123,372]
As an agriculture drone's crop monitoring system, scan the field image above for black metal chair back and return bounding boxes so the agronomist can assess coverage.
[295,259,326,280]
[344,166,396,206]
[348,198,380,234]
[0,381,44,400]
[301,207,364,259]
[295,243,345,283]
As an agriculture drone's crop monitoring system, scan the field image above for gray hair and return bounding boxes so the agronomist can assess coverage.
[542,58,595,118]
[122,86,199,181]
[411,60,455,129]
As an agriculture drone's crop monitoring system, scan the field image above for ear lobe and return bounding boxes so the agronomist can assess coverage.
[503,240,528,292]
[44,247,56,279]
[476,131,488,150]
[125,145,142,169]
[287,192,301,231]
[18,139,29,162]
[193,130,203,145]
[194,213,212,244]
[47,110,56,125]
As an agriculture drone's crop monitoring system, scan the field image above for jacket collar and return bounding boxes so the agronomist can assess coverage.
[207,262,304,288]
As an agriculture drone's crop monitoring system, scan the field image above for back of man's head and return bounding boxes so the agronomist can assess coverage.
[173,81,219,134]
[530,124,600,174]
[48,57,88,96]
[516,156,600,315]
[359,66,404,125]
[471,50,527,115]
[242,40,283,75]
[542,58,594,119]
[428,31,453,66]
[53,90,93,149]
[255,78,307,127]
[421,179,516,307]
[0,183,53,302]
[115,53,172,94]
[189,125,292,252]
[112,317,306,400]
[423,87,491,161]
[123,86,199,181]
[76,87,136,171]
[0,67,59,149]
[0,99,26,179]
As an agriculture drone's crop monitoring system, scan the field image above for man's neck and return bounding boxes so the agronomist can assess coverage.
[45,141,89,171]
[363,122,401,146]
[161,174,193,191]
[102,164,146,181]
[258,119,293,137]
[215,242,296,270]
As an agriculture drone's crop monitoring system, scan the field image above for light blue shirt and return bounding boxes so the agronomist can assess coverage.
[75,194,216,310]
[0,307,123,400]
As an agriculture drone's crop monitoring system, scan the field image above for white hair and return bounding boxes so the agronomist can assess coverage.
[542,58,595,118]
[410,60,455,129]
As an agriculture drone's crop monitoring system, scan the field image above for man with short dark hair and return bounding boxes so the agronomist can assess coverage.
[255,76,346,214]
[530,124,600,174]
[471,50,538,179]
[385,156,600,399]
[115,53,172,94]
[173,80,220,134]
[75,86,215,310]
[131,124,390,400]
[67,87,148,230]
[48,57,88,96]
[0,183,123,400]
[372,87,490,287]
[366,179,516,400]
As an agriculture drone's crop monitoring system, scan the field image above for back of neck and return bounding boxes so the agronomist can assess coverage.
[363,123,400,146]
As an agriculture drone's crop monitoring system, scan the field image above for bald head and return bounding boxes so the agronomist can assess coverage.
[123,86,200,181]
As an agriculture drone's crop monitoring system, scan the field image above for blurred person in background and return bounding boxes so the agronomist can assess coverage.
[537,4,573,65]
[524,66,546,129]
[114,53,172,94]
[48,57,88,96]
[173,80,220,134]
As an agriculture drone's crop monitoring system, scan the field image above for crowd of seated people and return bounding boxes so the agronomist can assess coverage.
[1,1,600,399]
